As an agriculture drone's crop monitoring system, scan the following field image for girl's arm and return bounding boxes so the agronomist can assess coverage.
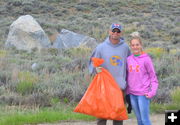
[145,56,159,98]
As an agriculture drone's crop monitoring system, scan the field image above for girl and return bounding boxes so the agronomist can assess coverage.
[126,32,158,125]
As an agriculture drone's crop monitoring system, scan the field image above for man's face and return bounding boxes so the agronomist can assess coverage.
[109,28,121,40]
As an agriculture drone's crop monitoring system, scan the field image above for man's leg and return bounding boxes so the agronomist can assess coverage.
[97,118,107,125]
[125,94,132,114]
[113,120,123,125]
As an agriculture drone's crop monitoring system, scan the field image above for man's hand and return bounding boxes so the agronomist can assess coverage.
[96,67,102,73]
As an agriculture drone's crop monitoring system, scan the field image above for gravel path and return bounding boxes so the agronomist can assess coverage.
[38,114,164,125]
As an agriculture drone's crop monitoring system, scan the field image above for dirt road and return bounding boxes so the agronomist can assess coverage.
[38,114,164,125]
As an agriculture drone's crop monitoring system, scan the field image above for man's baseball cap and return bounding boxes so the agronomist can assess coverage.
[111,23,122,31]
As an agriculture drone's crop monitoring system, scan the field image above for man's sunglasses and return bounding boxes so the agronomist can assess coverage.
[112,29,121,33]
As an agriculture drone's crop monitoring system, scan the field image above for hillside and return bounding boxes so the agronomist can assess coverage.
[0,0,180,48]
[0,1,179,124]
[0,0,180,105]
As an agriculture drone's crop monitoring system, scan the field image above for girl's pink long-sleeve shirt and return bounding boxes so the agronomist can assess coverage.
[126,53,158,98]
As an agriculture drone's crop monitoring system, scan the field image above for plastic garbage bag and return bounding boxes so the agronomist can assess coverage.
[74,57,128,120]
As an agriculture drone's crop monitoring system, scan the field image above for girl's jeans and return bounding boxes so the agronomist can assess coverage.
[130,94,151,125]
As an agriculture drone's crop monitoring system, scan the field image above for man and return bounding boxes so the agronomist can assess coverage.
[89,23,131,125]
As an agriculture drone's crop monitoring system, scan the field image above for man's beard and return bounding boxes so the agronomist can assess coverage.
[110,36,120,40]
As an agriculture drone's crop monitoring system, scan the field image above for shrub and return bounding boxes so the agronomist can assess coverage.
[0,86,6,96]
[0,71,11,85]
[0,93,51,107]
[152,53,180,104]
[145,47,165,58]
[75,5,90,12]
[18,71,38,84]
[170,87,180,105]
[0,50,8,58]
[63,47,92,58]
[50,97,60,105]
[16,81,34,95]
[48,48,58,56]
[0,95,21,105]
[23,93,51,107]
[170,27,180,37]
[36,68,90,103]
[151,87,180,113]
[124,24,137,34]
[16,72,38,95]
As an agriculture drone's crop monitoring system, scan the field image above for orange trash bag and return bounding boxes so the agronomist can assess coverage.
[74,57,128,120]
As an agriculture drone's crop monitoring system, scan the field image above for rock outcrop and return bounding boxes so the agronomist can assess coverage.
[53,29,98,49]
[5,15,51,51]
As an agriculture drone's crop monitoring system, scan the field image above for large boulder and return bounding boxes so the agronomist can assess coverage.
[53,29,98,49]
[5,15,51,51]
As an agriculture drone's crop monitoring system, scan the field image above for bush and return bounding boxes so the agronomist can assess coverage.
[170,87,180,105]
[151,87,180,113]
[0,93,51,107]
[48,48,58,56]
[23,93,51,107]
[16,81,34,95]
[18,71,38,84]
[63,47,92,58]
[0,71,11,85]
[152,53,180,104]
[36,69,90,103]
[145,47,165,58]
[16,72,38,95]
[0,50,8,58]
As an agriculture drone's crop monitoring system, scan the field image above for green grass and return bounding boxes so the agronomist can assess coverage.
[170,87,180,105]
[150,102,180,114]
[1,91,179,125]
[0,104,95,125]
[150,87,180,113]
[1,86,179,125]
[150,103,166,113]
[0,110,94,125]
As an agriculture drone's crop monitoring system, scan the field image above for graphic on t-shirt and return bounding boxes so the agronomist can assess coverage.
[129,65,140,72]
[110,56,123,66]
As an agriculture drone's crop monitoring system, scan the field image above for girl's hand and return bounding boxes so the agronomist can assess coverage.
[145,93,150,98]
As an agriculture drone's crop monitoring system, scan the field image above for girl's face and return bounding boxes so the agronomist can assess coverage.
[130,39,142,55]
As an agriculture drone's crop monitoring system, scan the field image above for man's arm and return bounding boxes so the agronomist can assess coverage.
[88,46,102,75]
